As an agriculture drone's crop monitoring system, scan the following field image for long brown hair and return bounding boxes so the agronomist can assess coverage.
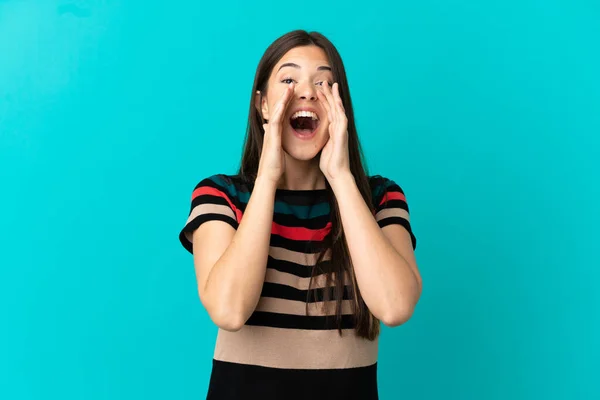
[238,30,379,340]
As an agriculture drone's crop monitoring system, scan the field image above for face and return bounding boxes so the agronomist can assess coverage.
[258,45,334,161]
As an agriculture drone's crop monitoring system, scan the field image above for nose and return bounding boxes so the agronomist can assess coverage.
[295,81,317,101]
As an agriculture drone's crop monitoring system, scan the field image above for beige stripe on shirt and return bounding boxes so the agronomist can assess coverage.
[214,325,378,369]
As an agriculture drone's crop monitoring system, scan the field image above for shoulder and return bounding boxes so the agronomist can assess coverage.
[368,174,411,212]
[368,174,405,198]
[180,174,245,254]
[368,174,416,248]
[192,173,251,201]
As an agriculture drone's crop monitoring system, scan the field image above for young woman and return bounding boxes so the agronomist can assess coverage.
[179,30,422,400]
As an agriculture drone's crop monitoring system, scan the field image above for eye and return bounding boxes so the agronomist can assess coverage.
[281,78,295,84]
[317,80,334,87]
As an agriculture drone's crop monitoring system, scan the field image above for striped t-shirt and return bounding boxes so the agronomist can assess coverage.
[179,173,416,400]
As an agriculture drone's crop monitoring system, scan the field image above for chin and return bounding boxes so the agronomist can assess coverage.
[284,148,321,161]
[282,126,327,161]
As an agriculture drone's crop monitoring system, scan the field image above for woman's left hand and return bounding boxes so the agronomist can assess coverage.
[317,81,351,182]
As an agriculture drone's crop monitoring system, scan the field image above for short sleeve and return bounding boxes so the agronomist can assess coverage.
[178,174,241,254]
[371,176,417,250]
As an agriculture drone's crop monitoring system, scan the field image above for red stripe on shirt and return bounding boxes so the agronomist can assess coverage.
[192,186,243,223]
[272,221,332,241]
[379,191,406,206]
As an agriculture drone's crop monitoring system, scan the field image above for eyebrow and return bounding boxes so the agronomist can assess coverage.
[277,62,331,72]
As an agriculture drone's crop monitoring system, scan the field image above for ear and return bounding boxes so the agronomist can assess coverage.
[255,90,270,121]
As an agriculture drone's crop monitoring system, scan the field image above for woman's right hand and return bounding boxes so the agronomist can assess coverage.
[257,82,294,185]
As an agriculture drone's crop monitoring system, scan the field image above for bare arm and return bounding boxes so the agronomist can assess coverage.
[191,83,293,331]
[331,174,422,327]
[316,81,421,327]
[192,177,276,331]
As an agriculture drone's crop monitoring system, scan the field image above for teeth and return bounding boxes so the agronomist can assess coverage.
[291,110,319,120]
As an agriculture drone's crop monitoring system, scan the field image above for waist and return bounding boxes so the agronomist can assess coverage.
[214,324,379,369]
[207,358,379,400]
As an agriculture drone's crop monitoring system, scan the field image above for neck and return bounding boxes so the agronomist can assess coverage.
[277,154,326,191]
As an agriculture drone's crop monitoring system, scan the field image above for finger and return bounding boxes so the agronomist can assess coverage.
[333,82,345,112]
[263,123,272,141]
[332,83,347,127]
[317,90,332,122]
[317,90,330,115]
[271,83,295,125]
[322,81,337,121]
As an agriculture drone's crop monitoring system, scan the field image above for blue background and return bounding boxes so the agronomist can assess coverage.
[1,1,598,399]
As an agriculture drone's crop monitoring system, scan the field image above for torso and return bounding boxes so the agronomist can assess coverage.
[210,176,378,399]
[180,174,408,400]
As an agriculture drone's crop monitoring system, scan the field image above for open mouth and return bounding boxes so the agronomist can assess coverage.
[289,110,320,135]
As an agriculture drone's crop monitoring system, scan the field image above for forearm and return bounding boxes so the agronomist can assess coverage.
[204,177,276,328]
[331,174,420,325]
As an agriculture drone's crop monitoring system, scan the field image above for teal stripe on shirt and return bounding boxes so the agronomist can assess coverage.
[209,175,331,219]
